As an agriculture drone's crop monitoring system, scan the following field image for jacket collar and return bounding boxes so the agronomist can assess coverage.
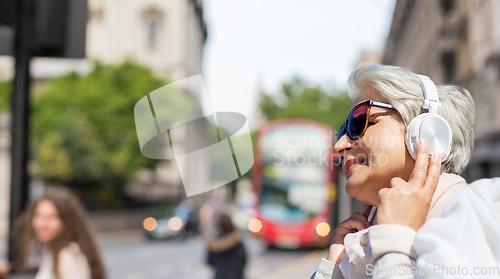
[427,173,467,219]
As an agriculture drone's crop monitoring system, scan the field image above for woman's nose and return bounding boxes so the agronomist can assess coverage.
[333,134,353,157]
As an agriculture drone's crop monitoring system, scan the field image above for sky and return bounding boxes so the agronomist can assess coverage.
[202,0,396,125]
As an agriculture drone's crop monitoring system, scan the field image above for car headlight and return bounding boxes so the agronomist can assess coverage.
[168,217,183,231]
[143,217,157,231]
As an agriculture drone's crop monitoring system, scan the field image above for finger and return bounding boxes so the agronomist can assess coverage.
[351,213,371,228]
[424,152,441,194]
[339,217,369,232]
[390,177,406,188]
[409,138,429,187]
[345,218,369,232]
[360,204,373,218]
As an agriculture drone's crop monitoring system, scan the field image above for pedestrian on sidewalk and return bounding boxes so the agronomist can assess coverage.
[11,187,106,279]
[205,213,246,279]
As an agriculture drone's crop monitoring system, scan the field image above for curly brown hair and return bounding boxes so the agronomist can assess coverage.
[14,187,106,279]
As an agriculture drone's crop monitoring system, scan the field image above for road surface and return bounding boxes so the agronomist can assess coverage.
[100,230,327,279]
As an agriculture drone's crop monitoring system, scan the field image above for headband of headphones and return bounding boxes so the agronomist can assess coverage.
[415,74,442,114]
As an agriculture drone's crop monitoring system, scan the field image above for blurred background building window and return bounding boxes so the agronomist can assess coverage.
[441,0,456,13]
[148,20,158,51]
[441,52,456,83]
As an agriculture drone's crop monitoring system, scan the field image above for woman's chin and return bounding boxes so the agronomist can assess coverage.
[345,180,362,199]
[35,233,55,243]
[345,176,370,200]
[345,176,381,206]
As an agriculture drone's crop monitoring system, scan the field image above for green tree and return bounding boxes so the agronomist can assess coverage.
[0,80,11,111]
[259,77,352,131]
[31,61,175,208]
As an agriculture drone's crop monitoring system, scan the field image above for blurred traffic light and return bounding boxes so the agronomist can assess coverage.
[0,0,87,58]
[0,0,16,27]
[32,0,69,56]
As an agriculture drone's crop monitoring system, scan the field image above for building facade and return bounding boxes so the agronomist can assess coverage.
[0,0,206,80]
[383,0,500,182]
[86,0,206,80]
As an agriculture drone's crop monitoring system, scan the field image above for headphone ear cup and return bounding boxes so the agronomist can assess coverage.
[405,115,422,160]
[405,113,452,162]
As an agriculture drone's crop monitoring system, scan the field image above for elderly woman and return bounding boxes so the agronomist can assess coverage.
[311,64,499,279]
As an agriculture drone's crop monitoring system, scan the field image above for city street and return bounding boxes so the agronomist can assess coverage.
[2,1,499,278]
[100,231,327,279]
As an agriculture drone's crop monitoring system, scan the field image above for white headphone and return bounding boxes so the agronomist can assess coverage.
[405,74,452,162]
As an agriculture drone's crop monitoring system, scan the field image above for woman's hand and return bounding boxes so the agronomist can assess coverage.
[376,139,441,231]
[327,204,373,264]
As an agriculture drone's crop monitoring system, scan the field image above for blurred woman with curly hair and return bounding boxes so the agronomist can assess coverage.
[13,187,106,279]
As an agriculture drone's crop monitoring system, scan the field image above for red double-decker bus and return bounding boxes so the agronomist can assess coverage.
[249,119,339,248]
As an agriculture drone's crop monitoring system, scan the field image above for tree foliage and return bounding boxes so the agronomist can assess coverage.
[0,80,11,111]
[30,61,170,208]
[259,77,352,131]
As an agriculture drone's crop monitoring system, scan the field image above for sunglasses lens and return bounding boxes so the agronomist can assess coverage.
[338,123,346,141]
[347,103,369,139]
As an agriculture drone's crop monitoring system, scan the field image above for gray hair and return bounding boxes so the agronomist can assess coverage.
[347,64,475,175]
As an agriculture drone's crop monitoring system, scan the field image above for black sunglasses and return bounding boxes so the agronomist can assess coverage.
[338,100,395,141]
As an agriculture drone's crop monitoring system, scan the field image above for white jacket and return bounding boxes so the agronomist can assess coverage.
[34,242,91,279]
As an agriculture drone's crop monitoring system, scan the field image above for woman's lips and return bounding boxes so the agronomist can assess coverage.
[345,160,366,176]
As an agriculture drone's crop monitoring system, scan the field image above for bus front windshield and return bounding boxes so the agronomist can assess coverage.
[259,125,331,222]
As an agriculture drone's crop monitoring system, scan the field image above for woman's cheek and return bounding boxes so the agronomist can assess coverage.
[52,220,63,236]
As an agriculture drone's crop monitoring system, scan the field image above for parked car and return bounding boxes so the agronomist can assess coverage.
[143,203,199,240]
